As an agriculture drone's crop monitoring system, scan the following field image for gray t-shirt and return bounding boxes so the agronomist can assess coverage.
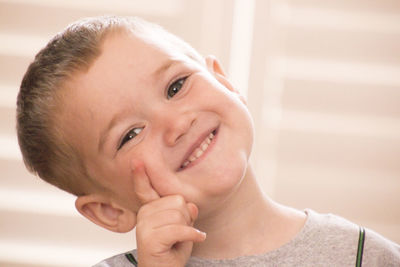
[93,209,400,266]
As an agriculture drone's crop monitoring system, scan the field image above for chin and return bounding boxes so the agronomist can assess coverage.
[192,157,249,220]
[204,154,248,197]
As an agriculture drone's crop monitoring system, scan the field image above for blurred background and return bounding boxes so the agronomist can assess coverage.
[1,0,399,266]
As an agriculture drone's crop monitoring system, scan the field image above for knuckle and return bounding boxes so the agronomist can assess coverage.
[171,195,186,207]
[136,205,153,222]
[170,210,187,224]
[135,219,146,231]
[178,226,196,239]
[178,226,190,235]
[136,207,147,220]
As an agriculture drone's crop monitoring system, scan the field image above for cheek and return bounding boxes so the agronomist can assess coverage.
[110,160,145,211]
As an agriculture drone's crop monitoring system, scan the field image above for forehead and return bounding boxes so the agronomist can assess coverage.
[68,31,187,101]
[76,30,195,94]
[102,30,192,66]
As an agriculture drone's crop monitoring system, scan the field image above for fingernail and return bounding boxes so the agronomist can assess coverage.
[196,229,207,238]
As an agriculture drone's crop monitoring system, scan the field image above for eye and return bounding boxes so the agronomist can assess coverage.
[167,76,187,99]
[118,127,143,150]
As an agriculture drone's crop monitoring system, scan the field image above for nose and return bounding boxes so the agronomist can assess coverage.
[155,109,195,146]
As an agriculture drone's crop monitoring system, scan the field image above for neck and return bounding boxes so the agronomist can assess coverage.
[191,165,306,259]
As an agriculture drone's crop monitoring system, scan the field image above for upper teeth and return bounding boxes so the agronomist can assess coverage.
[182,132,214,168]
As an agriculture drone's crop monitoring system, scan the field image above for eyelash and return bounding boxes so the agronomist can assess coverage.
[118,127,143,150]
[167,76,188,99]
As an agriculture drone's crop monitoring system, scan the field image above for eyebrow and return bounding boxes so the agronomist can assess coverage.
[97,60,182,152]
[152,59,181,77]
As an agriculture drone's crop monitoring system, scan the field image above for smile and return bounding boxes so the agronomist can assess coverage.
[180,129,217,170]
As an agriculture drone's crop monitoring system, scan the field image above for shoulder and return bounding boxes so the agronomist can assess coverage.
[302,209,360,246]
[305,209,400,266]
[92,250,137,267]
[363,228,400,266]
[288,209,360,264]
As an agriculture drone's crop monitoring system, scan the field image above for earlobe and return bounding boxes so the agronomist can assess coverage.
[75,195,136,233]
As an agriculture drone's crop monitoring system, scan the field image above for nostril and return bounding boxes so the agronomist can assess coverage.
[174,132,185,143]
[165,126,186,146]
[190,118,196,127]
[165,116,196,146]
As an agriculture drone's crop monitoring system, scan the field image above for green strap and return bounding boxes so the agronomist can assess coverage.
[356,226,365,267]
[125,253,138,266]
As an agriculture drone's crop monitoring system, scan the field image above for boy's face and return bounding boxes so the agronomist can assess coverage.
[62,31,254,217]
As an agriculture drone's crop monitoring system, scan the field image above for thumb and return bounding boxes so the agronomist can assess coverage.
[131,159,160,205]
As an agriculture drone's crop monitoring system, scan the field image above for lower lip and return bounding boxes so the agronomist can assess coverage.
[179,128,219,171]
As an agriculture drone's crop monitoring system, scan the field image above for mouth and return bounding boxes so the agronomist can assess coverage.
[179,128,218,171]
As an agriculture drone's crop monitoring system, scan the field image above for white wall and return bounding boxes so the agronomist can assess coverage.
[248,0,400,244]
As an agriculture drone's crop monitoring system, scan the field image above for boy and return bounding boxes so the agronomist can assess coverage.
[17,16,399,266]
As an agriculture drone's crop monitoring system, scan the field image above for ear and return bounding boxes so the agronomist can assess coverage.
[205,55,247,104]
[205,55,228,77]
[75,194,136,233]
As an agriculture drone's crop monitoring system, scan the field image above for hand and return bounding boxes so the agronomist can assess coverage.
[132,161,206,267]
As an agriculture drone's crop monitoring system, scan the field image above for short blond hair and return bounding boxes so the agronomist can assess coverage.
[17,16,203,196]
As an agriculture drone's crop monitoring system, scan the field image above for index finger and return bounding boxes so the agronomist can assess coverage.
[131,159,160,205]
